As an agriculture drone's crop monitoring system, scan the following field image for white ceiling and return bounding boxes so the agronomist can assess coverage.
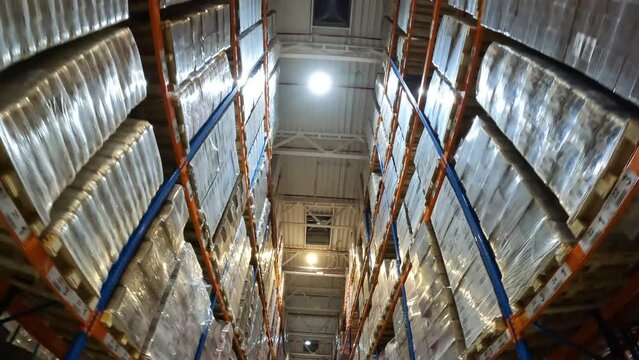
[270,1,385,357]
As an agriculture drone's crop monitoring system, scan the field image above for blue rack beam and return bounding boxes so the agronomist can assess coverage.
[388,59,532,359]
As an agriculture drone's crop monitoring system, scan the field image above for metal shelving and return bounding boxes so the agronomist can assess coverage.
[342,0,639,359]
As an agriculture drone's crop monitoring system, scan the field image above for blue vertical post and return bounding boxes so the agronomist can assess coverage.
[391,222,415,360]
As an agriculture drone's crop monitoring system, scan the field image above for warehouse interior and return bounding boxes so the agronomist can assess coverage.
[0,0,638,360]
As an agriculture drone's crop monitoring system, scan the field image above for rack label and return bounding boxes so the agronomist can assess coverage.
[104,333,132,360]
[580,169,638,252]
[0,184,30,242]
[480,331,511,360]
[525,263,571,318]
[47,267,90,321]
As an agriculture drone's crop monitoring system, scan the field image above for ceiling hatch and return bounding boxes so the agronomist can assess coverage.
[305,209,333,246]
[313,0,352,28]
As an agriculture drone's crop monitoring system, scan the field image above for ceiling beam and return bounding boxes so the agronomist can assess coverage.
[285,307,341,316]
[285,286,344,297]
[273,148,368,160]
[288,331,336,339]
[283,270,346,278]
[278,194,360,207]
[280,221,355,229]
[284,246,348,254]
[288,353,332,359]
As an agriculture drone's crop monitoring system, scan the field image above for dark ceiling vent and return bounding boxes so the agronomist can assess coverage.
[313,0,351,28]
[305,210,332,246]
[303,340,320,353]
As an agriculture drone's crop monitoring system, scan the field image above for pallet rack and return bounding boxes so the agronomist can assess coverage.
[341,0,639,359]
[0,0,285,359]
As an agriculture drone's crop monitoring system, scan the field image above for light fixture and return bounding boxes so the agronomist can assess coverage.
[307,71,332,95]
[306,252,318,266]
[304,340,311,346]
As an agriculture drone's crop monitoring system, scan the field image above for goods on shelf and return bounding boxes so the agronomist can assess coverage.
[103,185,188,350]
[432,15,476,88]
[43,121,163,298]
[376,125,390,169]
[397,34,428,76]
[369,173,382,213]
[171,52,234,147]
[202,320,235,360]
[189,106,240,240]
[423,69,460,145]
[359,260,400,357]
[268,67,279,140]
[242,68,266,118]
[268,39,280,77]
[448,0,478,15]
[380,94,394,143]
[396,204,413,262]
[477,42,639,235]
[483,0,639,106]
[210,176,247,274]
[403,172,426,234]
[1,318,57,360]
[267,12,277,44]
[247,129,267,183]
[161,4,231,88]
[244,95,267,169]
[240,25,264,79]
[221,219,253,319]
[405,222,465,359]
[0,28,146,231]
[239,0,262,33]
[141,243,212,360]
[0,0,129,71]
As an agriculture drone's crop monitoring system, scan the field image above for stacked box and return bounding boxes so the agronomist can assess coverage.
[396,203,413,262]
[379,93,395,143]
[423,70,460,145]
[404,172,426,234]
[369,173,383,213]
[432,16,476,88]
[483,0,639,106]
[1,319,57,360]
[376,124,390,169]
[43,121,163,296]
[141,244,212,360]
[239,0,262,32]
[477,43,639,233]
[243,68,266,119]
[413,124,440,195]
[161,4,231,88]
[267,12,277,43]
[268,39,281,78]
[431,179,499,348]
[406,222,465,359]
[0,0,129,71]
[189,106,240,241]
[392,92,414,174]
[448,0,479,15]
[245,95,267,162]
[104,186,188,350]
[386,67,400,107]
[0,28,146,232]
[455,117,574,305]
[222,219,253,318]
[202,320,234,360]
[169,52,233,147]
[240,25,264,78]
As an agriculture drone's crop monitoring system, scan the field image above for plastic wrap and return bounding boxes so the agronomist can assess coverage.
[455,117,574,306]
[43,120,162,296]
[376,123,389,168]
[221,219,253,318]
[369,173,382,212]
[243,68,266,118]
[239,0,262,32]
[404,172,426,234]
[162,4,230,87]
[476,42,638,224]
[397,0,412,33]
[202,321,234,360]
[172,52,233,146]
[483,0,639,106]
[448,0,478,15]
[380,95,394,141]
[0,28,146,228]
[0,0,129,71]
[189,106,240,237]
[240,25,264,79]
[423,69,460,144]
[414,124,440,195]
[104,185,187,349]
[245,96,267,159]
[142,244,211,360]
[432,16,476,88]
[396,203,413,261]
[431,178,499,347]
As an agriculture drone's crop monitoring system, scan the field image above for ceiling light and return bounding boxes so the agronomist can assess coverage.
[304,340,311,346]
[308,71,332,95]
[306,252,318,266]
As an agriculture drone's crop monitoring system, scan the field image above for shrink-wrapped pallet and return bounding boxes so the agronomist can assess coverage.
[245,95,267,160]
[369,173,382,213]
[477,43,639,234]
[380,94,394,141]
[189,106,240,238]
[376,124,389,168]
[141,244,211,360]
[432,16,476,88]
[455,117,574,304]
[221,219,253,318]
[43,121,162,297]
[243,68,266,119]
[247,126,267,182]
[423,69,460,144]
[239,0,262,32]
[0,28,146,230]
[0,0,129,71]
[483,0,639,106]
[103,185,188,349]
[161,4,231,87]
[404,172,426,233]
[202,321,234,360]
[171,52,233,146]
[240,26,264,79]
[448,0,478,15]
[413,125,440,193]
